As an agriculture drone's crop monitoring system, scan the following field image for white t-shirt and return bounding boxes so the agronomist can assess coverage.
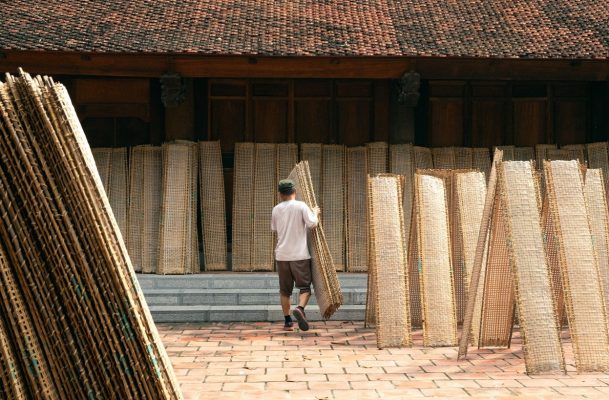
[271,200,318,261]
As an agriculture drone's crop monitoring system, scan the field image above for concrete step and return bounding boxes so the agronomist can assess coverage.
[148,304,366,323]
[144,288,367,306]
[137,272,367,290]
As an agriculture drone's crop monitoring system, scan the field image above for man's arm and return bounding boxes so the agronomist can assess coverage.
[303,204,320,228]
[271,208,277,232]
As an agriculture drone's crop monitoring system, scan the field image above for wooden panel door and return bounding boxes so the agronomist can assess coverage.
[512,100,547,146]
[251,81,289,143]
[294,80,332,143]
[554,100,588,145]
[208,80,248,152]
[428,81,465,147]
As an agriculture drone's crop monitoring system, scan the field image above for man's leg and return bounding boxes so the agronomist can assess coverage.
[291,259,312,331]
[277,260,295,330]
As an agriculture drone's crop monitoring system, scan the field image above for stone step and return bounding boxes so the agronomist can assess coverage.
[144,288,367,306]
[148,304,366,323]
[137,272,367,290]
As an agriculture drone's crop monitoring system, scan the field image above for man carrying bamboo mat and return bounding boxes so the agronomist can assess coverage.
[272,179,320,331]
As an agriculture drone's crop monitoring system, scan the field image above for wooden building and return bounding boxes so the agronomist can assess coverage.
[1,1,608,206]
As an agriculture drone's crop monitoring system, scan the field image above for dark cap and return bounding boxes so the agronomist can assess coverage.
[278,179,295,194]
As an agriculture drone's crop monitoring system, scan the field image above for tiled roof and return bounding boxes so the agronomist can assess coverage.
[1,1,608,59]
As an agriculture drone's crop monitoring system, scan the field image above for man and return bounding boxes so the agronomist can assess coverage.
[271,179,320,331]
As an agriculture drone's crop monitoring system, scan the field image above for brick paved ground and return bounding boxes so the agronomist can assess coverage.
[159,321,609,399]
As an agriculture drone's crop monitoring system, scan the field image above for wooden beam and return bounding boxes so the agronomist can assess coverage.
[1,51,608,80]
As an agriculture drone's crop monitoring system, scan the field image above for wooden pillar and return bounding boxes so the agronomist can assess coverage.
[389,81,416,144]
[164,78,195,141]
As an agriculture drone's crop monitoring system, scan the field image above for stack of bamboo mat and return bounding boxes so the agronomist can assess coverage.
[0,71,181,398]
[288,161,343,319]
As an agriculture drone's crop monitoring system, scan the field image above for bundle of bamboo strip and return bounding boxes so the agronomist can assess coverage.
[288,161,343,319]
[0,70,180,398]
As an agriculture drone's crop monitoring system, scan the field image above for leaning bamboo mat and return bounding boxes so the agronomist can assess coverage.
[0,71,180,398]
[368,174,412,348]
[541,196,567,325]
[413,146,433,170]
[251,143,277,271]
[232,143,255,271]
[514,147,534,162]
[535,144,557,169]
[158,142,198,274]
[277,143,298,181]
[141,146,163,274]
[545,160,609,372]
[495,146,515,161]
[109,148,128,241]
[321,145,346,272]
[584,169,609,327]
[199,141,227,271]
[547,149,570,161]
[500,161,565,374]
[454,147,473,169]
[479,193,515,348]
[300,143,323,199]
[432,147,456,169]
[586,142,609,186]
[562,144,586,164]
[346,147,368,272]
[0,306,28,400]
[367,142,388,175]
[127,146,146,272]
[91,147,112,191]
[389,144,414,248]
[472,148,491,180]
[415,173,457,347]
[458,149,502,359]
[455,172,487,346]
[408,203,422,328]
[288,162,343,319]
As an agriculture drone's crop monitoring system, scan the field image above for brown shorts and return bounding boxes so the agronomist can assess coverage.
[277,259,312,296]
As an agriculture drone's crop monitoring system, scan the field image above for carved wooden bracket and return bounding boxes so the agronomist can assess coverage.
[160,72,186,108]
[397,71,420,107]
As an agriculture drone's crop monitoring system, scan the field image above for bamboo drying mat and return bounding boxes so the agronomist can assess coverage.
[199,141,227,271]
[158,142,198,274]
[514,147,534,162]
[91,147,112,191]
[586,142,609,187]
[368,174,411,348]
[251,143,277,271]
[288,162,343,319]
[389,144,414,248]
[128,145,145,272]
[415,173,457,347]
[535,144,557,169]
[562,144,586,164]
[300,143,323,199]
[142,146,163,274]
[458,149,502,359]
[0,71,180,398]
[472,148,491,180]
[454,147,473,169]
[232,143,255,271]
[584,169,609,327]
[321,145,346,272]
[407,202,422,328]
[109,148,128,242]
[366,142,388,175]
[541,196,567,326]
[479,192,515,348]
[500,161,565,374]
[545,160,609,372]
[494,146,514,161]
[455,171,487,346]
[346,147,368,272]
[413,146,433,170]
[432,147,456,169]
[277,143,299,181]
[0,306,28,399]
[547,149,570,161]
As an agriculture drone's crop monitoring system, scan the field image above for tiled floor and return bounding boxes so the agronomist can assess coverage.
[160,321,609,399]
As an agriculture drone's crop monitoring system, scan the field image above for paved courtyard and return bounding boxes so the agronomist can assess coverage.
[160,321,609,399]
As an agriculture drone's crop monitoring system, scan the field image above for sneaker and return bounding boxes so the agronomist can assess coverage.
[292,307,309,331]
[283,321,294,331]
